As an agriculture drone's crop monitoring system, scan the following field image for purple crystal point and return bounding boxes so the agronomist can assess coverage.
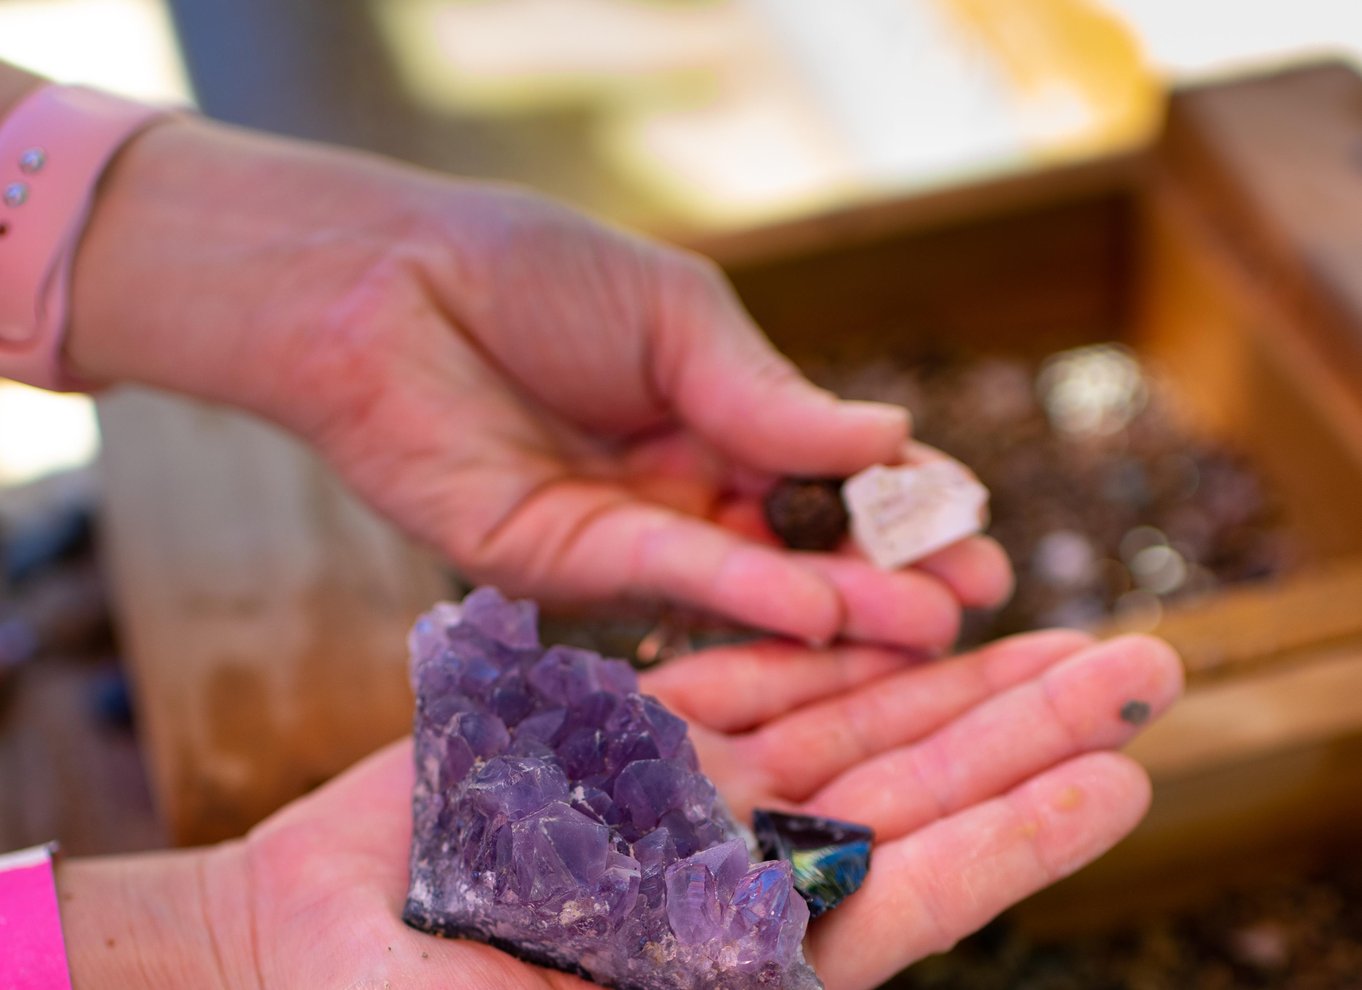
[404,588,824,990]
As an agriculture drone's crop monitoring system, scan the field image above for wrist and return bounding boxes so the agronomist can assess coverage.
[64,113,442,421]
[0,83,170,390]
[61,113,210,394]
[0,843,73,989]
[57,841,259,990]
[0,63,43,121]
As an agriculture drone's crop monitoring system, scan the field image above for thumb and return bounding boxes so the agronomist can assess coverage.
[657,262,908,476]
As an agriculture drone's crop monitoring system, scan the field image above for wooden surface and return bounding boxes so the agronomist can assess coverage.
[97,389,449,845]
[1018,640,1362,935]
[689,151,1145,271]
[1012,63,1362,930]
[1159,63,1362,403]
[725,188,1135,368]
[0,471,160,856]
[1109,557,1362,681]
[1144,64,1362,558]
[1131,181,1362,561]
[0,655,164,856]
[1075,63,1362,660]
[1132,645,1362,780]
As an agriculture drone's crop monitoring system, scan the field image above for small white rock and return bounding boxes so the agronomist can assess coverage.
[843,461,989,570]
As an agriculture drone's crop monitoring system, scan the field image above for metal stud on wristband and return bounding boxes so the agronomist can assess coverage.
[0,842,74,989]
[0,85,168,391]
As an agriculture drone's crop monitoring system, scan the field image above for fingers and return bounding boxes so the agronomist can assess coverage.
[911,536,1014,608]
[610,509,847,641]
[642,641,912,732]
[714,496,1011,617]
[250,739,414,861]
[797,554,962,651]
[743,629,1095,799]
[709,498,1009,643]
[807,752,1152,990]
[476,477,989,651]
[473,483,847,643]
[468,454,1001,650]
[705,505,989,649]
[656,266,909,478]
[802,635,1183,840]
[612,503,989,653]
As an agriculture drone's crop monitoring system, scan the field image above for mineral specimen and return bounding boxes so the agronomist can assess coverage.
[403,588,824,990]
[763,478,849,552]
[752,810,873,919]
[843,461,989,570]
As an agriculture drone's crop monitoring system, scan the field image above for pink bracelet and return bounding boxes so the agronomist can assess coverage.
[0,85,167,392]
[0,842,73,989]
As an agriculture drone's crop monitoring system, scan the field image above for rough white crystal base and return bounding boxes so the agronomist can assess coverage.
[843,461,989,570]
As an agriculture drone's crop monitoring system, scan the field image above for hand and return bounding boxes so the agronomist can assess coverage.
[66,115,1010,650]
[59,630,1181,988]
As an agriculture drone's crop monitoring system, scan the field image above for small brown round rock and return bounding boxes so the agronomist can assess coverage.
[763,478,849,552]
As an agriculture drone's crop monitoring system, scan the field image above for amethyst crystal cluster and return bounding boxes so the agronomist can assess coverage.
[403,588,823,990]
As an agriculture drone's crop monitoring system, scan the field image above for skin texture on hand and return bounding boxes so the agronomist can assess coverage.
[64,114,1011,650]
[0,62,42,119]
[59,631,1182,989]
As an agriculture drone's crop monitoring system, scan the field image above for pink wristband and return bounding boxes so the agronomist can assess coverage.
[0,843,73,990]
[0,85,167,391]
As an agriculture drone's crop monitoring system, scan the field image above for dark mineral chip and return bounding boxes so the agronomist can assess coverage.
[753,809,873,918]
[763,478,849,552]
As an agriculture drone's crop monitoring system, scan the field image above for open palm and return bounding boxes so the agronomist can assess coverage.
[238,629,1180,989]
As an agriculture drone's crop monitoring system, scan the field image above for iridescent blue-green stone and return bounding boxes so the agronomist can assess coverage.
[753,809,874,918]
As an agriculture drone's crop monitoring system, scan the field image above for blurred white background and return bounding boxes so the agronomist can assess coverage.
[3,0,1362,486]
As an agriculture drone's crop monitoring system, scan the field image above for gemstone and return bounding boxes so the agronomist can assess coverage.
[403,587,825,989]
[752,810,873,918]
[843,461,989,569]
[764,478,850,552]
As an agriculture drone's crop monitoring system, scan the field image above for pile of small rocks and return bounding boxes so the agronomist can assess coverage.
[812,345,1297,646]
[896,862,1362,989]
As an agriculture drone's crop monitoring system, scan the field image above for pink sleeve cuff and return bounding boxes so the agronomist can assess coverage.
[0,843,73,990]
[0,85,168,392]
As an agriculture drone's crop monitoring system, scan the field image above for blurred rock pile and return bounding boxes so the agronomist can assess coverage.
[812,344,1298,646]
[897,862,1362,990]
